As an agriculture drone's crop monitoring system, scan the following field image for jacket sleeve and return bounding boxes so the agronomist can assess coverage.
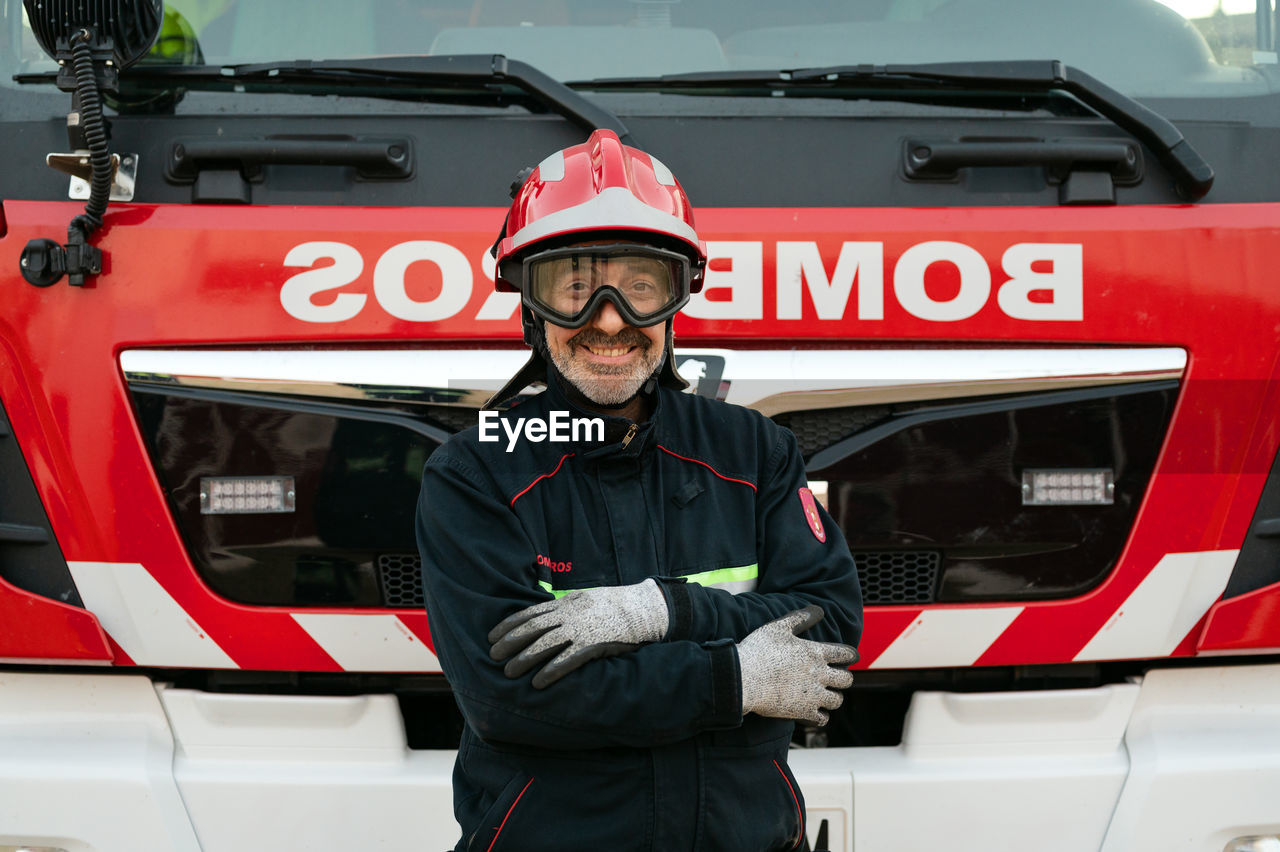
[418,448,742,751]
[662,428,864,649]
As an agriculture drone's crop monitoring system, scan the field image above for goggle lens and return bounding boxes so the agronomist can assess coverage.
[527,247,685,324]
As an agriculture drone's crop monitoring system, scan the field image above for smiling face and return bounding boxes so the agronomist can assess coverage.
[536,240,673,412]
[543,299,666,408]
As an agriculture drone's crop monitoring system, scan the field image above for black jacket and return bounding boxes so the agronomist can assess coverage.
[417,376,863,852]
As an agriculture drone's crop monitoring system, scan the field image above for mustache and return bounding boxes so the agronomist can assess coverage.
[568,329,651,349]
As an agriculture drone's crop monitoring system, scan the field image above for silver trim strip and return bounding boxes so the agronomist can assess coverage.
[120,347,1186,413]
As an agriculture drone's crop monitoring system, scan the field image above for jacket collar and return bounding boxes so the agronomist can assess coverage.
[541,372,661,459]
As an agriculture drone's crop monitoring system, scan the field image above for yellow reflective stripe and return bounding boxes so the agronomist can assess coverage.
[537,580,574,599]
[681,564,759,588]
[537,565,759,597]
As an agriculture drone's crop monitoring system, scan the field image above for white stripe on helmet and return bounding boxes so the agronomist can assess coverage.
[536,150,565,182]
[649,155,677,186]
[508,186,698,251]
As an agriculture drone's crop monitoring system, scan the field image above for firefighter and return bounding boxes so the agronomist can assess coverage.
[416,129,863,852]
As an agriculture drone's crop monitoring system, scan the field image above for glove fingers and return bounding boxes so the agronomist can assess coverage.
[496,610,563,651]
[504,636,571,680]
[819,642,859,666]
[504,627,578,674]
[822,666,855,690]
[819,688,845,711]
[531,642,640,690]
[804,708,831,726]
[776,605,825,637]
[487,600,559,644]
[490,616,560,661]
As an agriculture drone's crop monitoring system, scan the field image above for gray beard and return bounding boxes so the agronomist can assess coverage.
[547,330,664,407]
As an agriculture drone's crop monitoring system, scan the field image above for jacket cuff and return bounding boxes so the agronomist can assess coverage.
[655,576,693,642]
[702,639,742,728]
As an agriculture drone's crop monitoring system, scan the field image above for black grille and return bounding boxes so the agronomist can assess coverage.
[773,406,892,458]
[380,553,425,608]
[854,550,939,605]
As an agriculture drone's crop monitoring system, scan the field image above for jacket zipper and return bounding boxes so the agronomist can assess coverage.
[620,423,638,448]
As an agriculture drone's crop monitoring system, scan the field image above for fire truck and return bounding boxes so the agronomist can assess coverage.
[3,0,1280,849]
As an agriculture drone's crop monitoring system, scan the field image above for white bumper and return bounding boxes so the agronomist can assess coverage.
[2,663,1279,851]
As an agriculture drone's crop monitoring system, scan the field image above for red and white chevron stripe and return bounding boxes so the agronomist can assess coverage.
[63,550,1239,673]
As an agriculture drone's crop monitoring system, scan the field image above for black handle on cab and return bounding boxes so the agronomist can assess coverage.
[167,136,414,182]
[903,137,1142,183]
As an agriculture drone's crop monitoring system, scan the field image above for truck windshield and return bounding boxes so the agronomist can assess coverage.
[7,0,1278,100]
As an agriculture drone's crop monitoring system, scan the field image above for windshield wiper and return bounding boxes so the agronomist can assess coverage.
[574,60,1212,199]
[18,54,634,146]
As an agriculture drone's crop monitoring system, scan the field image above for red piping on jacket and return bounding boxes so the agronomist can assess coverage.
[511,454,575,506]
[657,445,757,491]
[486,777,535,852]
[774,759,804,850]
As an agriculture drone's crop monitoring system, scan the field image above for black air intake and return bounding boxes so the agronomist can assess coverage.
[0,397,83,607]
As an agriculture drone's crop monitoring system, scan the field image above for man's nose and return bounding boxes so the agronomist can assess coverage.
[589,300,629,335]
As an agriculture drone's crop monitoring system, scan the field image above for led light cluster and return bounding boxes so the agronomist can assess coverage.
[1021,469,1114,506]
[200,476,296,515]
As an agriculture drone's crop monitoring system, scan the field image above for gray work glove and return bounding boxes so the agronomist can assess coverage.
[737,606,858,725]
[488,578,670,689]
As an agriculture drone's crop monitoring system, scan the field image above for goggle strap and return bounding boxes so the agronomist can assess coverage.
[527,284,685,329]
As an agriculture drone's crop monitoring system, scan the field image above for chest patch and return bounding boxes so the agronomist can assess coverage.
[798,487,826,542]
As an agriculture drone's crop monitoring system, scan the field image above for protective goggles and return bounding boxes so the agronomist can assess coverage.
[518,243,693,328]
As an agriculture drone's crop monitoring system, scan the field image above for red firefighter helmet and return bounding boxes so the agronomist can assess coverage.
[485,129,706,408]
[493,129,706,294]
